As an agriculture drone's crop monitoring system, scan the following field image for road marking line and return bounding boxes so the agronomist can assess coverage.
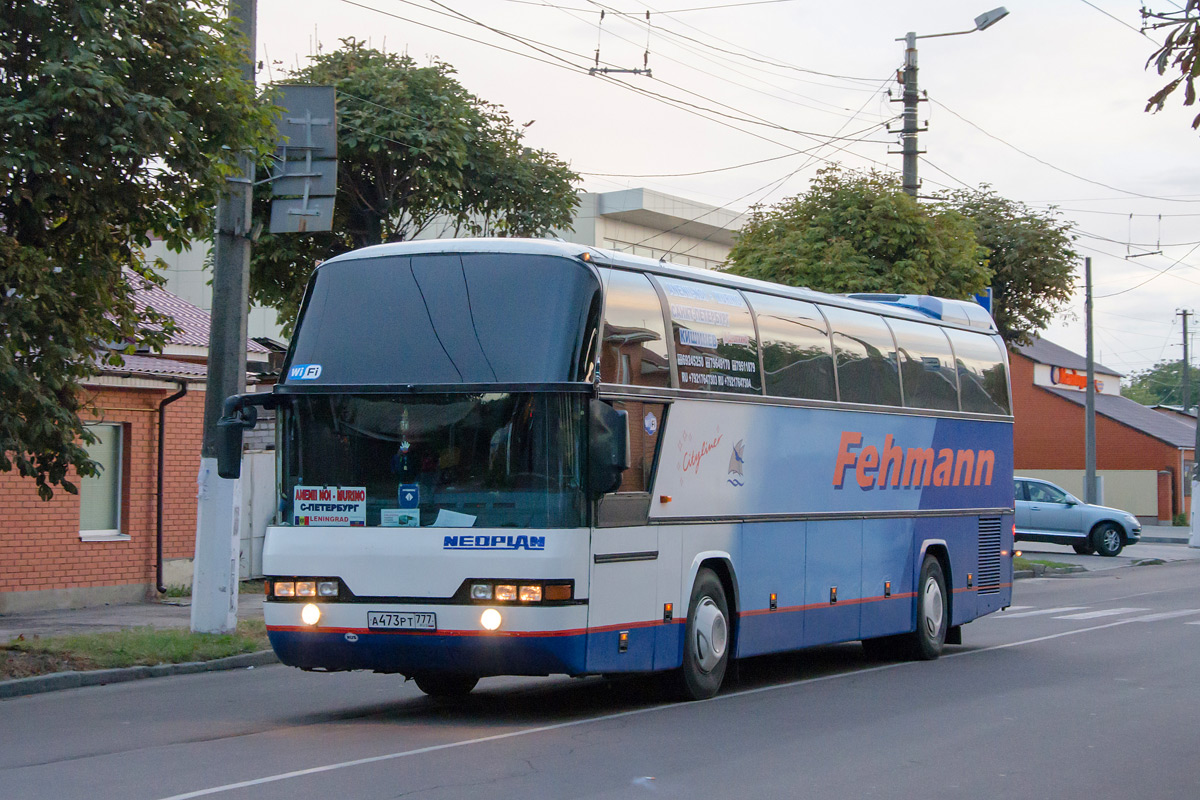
[153,616,1159,800]
[999,605,1033,612]
[1127,609,1200,622]
[1054,608,1149,620]
[155,659,918,800]
[1187,621,1200,626]
[993,606,1088,619]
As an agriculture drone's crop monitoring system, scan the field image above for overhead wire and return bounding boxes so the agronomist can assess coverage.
[931,98,1200,203]
[535,0,894,125]
[1095,241,1200,298]
[409,0,909,171]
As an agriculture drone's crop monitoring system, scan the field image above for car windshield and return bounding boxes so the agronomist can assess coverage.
[279,393,588,529]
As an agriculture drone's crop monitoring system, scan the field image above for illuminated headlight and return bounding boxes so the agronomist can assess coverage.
[494,584,517,602]
[274,581,296,598]
[301,603,321,626]
[518,585,542,603]
[296,581,317,597]
[318,581,339,597]
[480,608,502,630]
[470,583,493,600]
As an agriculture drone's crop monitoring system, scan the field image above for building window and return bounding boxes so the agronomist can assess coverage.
[79,423,128,541]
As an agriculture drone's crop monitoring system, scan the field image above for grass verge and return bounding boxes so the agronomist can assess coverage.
[1014,556,1075,571]
[0,619,270,681]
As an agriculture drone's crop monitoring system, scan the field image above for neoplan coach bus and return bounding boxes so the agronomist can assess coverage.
[217,238,1015,700]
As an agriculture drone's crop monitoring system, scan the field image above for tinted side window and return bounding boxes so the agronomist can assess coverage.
[820,305,901,406]
[886,318,960,411]
[600,270,671,387]
[747,293,836,401]
[1014,480,1027,501]
[656,276,761,395]
[947,329,1010,414]
[1028,482,1066,503]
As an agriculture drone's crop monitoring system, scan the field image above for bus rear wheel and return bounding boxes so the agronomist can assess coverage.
[413,673,479,698]
[907,554,949,660]
[675,567,730,701]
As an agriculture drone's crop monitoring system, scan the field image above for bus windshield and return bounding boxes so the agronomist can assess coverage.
[280,393,587,529]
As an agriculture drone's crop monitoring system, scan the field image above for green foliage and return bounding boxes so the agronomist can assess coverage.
[723,166,989,301]
[1121,359,1200,407]
[934,187,1078,345]
[1144,1,1200,128]
[250,40,581,334]
[1,0,276,498]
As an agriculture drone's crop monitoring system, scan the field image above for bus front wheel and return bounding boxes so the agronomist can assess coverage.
[413,673,479,698]
[675,567,730,701]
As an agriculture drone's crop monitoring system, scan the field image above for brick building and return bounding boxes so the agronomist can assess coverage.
[1012,337,1194,523]
[0,286,270,613]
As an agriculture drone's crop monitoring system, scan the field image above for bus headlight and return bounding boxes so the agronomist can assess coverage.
[301,603,321,626]
[480,608,502,630]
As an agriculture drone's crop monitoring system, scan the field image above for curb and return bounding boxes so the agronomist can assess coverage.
[0,649,279,700]
[1014,564,1086,579]
[1138,536,1190,544]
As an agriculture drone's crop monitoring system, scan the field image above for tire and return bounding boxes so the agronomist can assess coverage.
[1072,542,1096,555]
[675,567,731,701]
[1091,523,1124,557]
[907,555,949,660]
[413,673,478,698]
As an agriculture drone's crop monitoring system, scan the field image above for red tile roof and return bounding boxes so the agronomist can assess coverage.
[131,273,269,353]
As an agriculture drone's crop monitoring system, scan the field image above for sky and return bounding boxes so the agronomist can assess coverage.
[256,0,1200,384]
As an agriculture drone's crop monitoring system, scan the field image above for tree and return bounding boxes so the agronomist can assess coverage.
[1144,1,1200,128]
[723,166,989,300]
[1,0,274,498]
[1122,359,1200,408]
[250,40,580,333]
[935,187,1077,346]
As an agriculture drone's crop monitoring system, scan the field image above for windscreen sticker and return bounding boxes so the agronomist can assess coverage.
[381,509,419,528]
[288,363,323,380]
[293,485,366,526]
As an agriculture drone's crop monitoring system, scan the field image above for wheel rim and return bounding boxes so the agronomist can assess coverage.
[922,576,944,640]
[1102,528,1120,552]
[692,597,728,673]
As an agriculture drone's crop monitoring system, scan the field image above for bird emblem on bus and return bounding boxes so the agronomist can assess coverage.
[727,439,745,487]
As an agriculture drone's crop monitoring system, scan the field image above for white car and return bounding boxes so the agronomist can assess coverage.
[1014,477,1142,557]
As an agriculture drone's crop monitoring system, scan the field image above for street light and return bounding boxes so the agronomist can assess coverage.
[895,7,1009,197]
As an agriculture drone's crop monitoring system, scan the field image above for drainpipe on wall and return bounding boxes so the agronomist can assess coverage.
[157,381,189,594]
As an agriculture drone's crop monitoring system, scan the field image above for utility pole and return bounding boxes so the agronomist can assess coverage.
[192,0,256,634]
[1179,309,1191,414]
[899,32,923,198]
[1183,309,1200,547]
[892,9,1009,198]
[1084,257,1097,504]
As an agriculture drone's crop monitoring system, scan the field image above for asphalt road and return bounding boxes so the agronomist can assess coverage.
[3,560,1199,800]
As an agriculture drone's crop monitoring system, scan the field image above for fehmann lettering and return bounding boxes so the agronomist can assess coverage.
[832,431,995,490]
[443,535,547,551]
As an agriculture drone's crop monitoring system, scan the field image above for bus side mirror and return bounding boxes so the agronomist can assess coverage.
[216,395,260,480]
[589,400,629,497]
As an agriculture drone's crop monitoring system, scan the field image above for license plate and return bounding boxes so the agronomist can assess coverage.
[367,611,436,630]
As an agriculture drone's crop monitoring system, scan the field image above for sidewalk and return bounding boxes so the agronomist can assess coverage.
[1,594,266,643]
[1137,523,1194,544]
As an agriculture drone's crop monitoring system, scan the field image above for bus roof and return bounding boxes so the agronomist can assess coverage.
[322,238,998,334]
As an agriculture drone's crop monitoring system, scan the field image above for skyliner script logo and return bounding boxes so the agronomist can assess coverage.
[833,431,995,489]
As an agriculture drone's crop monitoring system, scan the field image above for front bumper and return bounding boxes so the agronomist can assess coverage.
[265,601,590,676]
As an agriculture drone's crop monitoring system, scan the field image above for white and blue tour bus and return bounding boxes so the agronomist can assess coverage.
[218,238,1015,700]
